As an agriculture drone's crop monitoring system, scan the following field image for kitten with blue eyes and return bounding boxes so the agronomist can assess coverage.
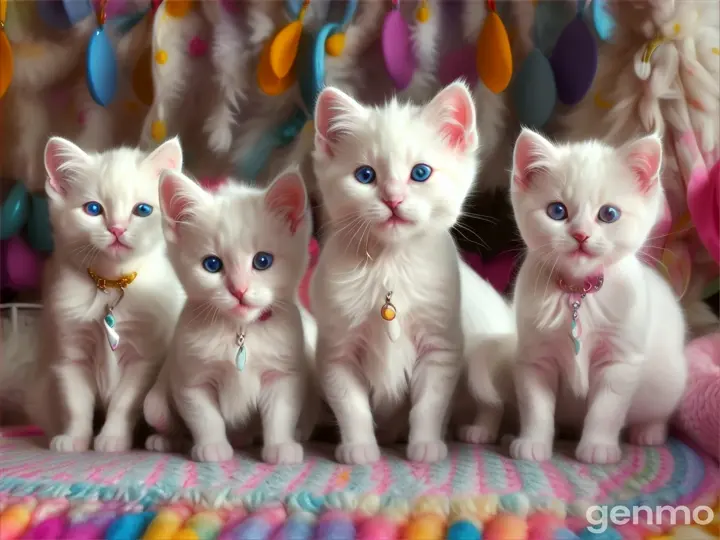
[509,129,688,464]
[310,82,517,465]
[24,137,185,453]
[142,168,317,464]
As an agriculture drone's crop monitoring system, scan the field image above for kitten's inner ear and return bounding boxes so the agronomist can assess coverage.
[265,170,307,235]
[621,134,663,194]
[159,170,206,241]
[145,137,184,178]
[314,87,365,157]
[44,137,91,198]
[423,82,478,152]
[512,128,556,191]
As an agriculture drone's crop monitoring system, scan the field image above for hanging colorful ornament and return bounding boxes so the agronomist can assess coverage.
[257,0,309,95]
[297,0,357,114]
[0,0,12,99]
[416,0,430,23]
[511,48,557,129]
[0,182,28,241]
[549,0,598,106]
[27,194,54,253]
[86,0,118,106]
[476,0,512,94]
[37,0,73,30]
[382,0,416,90]
[533,0,574,56]
[592,0,615,42]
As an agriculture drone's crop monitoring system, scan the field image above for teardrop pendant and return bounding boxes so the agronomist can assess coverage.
[103,311,120,351]
[380,291,400,342]
[235,332,247,371]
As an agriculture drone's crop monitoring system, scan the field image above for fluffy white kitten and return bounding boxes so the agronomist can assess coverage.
[24,137,185,453]
[310,82,515,465]
[509,129,688,465]
[143,169,317,464]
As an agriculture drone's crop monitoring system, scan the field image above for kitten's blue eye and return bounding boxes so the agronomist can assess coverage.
[83,201,103,216]
[252,252,273,271]
[354,166,376,184]
[598,205,621,223]
[202,255,223,273]
[410,163,432,182]
[133,203,153,217]
[546,202,568,221]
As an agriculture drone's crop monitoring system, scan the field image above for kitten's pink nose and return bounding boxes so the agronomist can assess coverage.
[383,198,403,211]
[108,225,126,238]
[572,232,589,243]
[229,287,247,303]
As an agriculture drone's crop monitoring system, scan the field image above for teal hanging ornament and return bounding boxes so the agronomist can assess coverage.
[27,194,54,252]
[0,181,29,240]
[592,0,615,42]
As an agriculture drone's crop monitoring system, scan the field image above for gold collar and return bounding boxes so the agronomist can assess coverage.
[87,268,138,291]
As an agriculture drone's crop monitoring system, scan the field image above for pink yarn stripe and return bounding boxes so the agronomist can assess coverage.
[286,459,315,493]
[145,455,170,487]
[540,461,572,500]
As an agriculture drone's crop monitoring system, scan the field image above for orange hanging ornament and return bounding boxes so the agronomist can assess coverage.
[0,0,13,99]
[476,0,512,94]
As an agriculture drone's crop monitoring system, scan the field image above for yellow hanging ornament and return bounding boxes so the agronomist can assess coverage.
[476,0,512,94]
[0,0,13,99]
[165,0,192,18]
[257,39,297,96]
[416,0,430,23]
[269,0,310,79]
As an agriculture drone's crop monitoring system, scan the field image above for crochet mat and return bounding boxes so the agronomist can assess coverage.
[0,430,718,510]
[1,430,719,538]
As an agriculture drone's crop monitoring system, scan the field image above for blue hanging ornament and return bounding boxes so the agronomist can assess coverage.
[592,0,615,42]
[86,0,118,106]
[549,0,598,106]
[511,48,557,129]
[62,0,93,25]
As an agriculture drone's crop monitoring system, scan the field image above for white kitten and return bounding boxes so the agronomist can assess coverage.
[24,137,185,453]
[143,169,317,464]
[310,82,515,465]
[508,129,688,465]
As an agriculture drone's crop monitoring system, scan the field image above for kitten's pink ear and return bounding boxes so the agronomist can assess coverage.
[314,86,366,157]
[620,134,663,194]
[144,136,184,178]
[159,169,207,242]
[512,128,556,191]
[423,82,478,152]
[44,137,91,200]
[265,169,308,235]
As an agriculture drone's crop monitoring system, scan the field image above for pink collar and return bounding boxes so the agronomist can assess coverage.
[557,274,604,294]
[258,308,272,322]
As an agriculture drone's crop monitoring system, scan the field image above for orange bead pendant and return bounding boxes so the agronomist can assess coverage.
[380,292,397,321]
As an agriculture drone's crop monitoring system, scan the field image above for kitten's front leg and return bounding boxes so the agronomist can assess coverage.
[95,360,156,452]
[258,373,304,465]
[576,360,641,465]
[510,359,558,462]
[407,351,460,463]
[319,341,379,465]
[175,386,233,462]
[51,362,96,452]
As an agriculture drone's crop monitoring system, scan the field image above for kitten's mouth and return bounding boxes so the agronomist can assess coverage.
[107,240,131,252]
[570,245,596,258]
[231,303,256,315]
[381,215,411,228]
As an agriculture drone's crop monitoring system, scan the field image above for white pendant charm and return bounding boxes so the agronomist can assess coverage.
[386,318,401,342]
[236,346,248,371]
[103,312,120,351]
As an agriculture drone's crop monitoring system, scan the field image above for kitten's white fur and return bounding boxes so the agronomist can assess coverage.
[143,169,317,464]
[24,137,185,453]
[310,82,515,465]
[509,129,688,464]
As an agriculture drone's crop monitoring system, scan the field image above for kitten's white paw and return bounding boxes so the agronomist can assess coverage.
[191,441,234,462]
[335,443,381,465]
[407,441,448,463]
[509,438,552,461]
[457,424,497,445]
[146,434,173,453]
[50,434,91,453]
[576,440,622,464]
[94,432,132,453]
[628,423,667,446]
[262,442,304,465]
